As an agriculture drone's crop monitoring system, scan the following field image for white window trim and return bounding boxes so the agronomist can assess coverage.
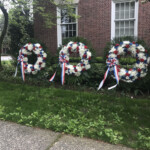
[57,6,78,47]
[57,7,62,47]
[111,0,139,39]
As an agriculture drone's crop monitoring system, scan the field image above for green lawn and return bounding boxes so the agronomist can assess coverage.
[0,81,149,150]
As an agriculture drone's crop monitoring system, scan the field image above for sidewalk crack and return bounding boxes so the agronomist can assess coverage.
[45,133,63,150]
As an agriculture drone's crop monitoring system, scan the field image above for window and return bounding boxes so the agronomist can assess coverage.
[57,7,78,47]
[61,8,77,39]
[111,0,139,39]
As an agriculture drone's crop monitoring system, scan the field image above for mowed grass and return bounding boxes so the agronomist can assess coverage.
[0,81,149,149]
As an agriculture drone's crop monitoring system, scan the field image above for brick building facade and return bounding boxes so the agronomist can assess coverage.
[34,0,150,56]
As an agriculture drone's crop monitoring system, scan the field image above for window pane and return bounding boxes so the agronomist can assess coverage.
[120,11,124,19]
[125,2,129,11]
[62,32,65,38]
[125,28,129,36]
[130,2,135,10]
[120,28,124,36]
[69,31,73,37]
[130,21,134,28]
[116,3,119,11]
[130,28,134,36]
[73,24,76,30]
[61,8,76,23]
[61,25,67,33]
[69,24,72,30]
[130,10,134,18]
[115,12,119,19]
[125,21,129,28]
[121,3,124,10]
[61,9,69,23]
[61,8,77,40]
[69,16,75,23]
[66,31,69,38]
[120,21,124,28]
[116,22,119,28]
[115,29,119,37]
[114,2,136,38]
[125,11,129,19]
[73,31,76,37]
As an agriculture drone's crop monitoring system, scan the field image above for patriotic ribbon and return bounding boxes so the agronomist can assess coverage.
[49,55,67,85]
[61,62,66,85]
[49,72,56,82]
[20,60,25,81]
[14,55,25,81]
[97,58,119,90]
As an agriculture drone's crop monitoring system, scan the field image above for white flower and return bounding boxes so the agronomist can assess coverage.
[35,43,41,48]
[61,46,68,54]
[34,64,40,70]
[27,43,33,51]
[85,64,91,70]
[130,70,137,77]
[23,57,28,62]
[137,45,145,52]
[109,47,116,53]
[43,53,47,58]
[34,49,41,55]
[117,46,125,55]
[27,64,32,73]
[76,66,82,72]
[72,43,78,50]
[32,70,38,75]
[138,53,145,59]
[140,73,147,77]
[108,53,117,58]
[135,62,145,69]
[75,71,81,76]
[67,65,74,74]
[81,60,89,65]
[119,68,126,76]
[37,57,43,62]
[34,43,42,51]
[123,41,130,45]
[67,41,74,47]
[21,48,28,55]
[86,51,92,58]
[79,48,86,57]
[41,63,46,68]
[129,45,136,57]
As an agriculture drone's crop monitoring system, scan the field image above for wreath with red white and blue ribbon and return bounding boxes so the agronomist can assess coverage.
[98,41,150,90]
[14,43,47,81]
[49,41,92,85]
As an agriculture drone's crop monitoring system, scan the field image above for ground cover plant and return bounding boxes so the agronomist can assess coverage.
[0,81,149,150]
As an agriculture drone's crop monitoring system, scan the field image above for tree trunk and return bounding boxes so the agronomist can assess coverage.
[0,3,8,70]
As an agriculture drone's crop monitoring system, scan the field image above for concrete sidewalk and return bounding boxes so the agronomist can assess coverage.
[0,120,133,150]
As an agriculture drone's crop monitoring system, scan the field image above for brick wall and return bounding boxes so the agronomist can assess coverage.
[34,0,57,55]
[138,0,150,47]
[78,0,111,56]
[34,0,150,56]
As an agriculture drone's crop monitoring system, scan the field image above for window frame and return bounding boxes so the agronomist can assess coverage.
[57,6,78,47]
[111,0,139,39]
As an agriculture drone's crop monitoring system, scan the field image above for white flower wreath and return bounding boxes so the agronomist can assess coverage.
[18,43,47,75]
[59,41,92,76]
[107,41,149,83]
